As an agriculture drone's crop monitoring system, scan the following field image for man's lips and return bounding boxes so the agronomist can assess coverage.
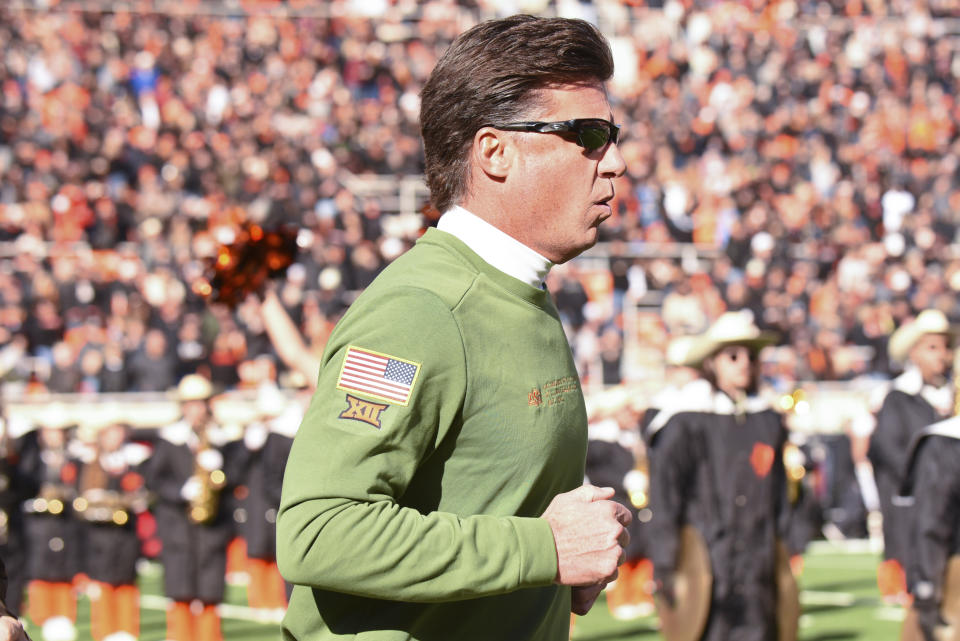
[593,194,614,223]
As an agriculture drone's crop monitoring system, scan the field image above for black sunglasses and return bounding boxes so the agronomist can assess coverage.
[484,118,621,151]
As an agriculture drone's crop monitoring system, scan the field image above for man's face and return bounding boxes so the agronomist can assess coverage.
[98,423,126,452]
[509,82,626,263]
[910,333,951,384]
[711,345,753,394]
[182,399,210,430]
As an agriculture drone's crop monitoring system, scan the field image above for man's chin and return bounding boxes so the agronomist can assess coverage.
[556,237,599,264]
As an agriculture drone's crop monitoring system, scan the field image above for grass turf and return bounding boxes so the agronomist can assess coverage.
[573,541,903,641]
[21,541,903,640]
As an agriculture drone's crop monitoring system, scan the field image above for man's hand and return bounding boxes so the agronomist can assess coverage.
[916,601,946,641]
[180,476,203,502]
[542,484,632,586]
[654,573,676,609]
[0,615,28,641]
[571,581,610,616]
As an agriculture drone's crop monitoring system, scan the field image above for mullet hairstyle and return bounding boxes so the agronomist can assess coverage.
[419,15,614,214]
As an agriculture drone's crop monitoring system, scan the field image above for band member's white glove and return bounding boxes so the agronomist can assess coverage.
[196,449,223,472]
[180,476,203,502]
[244,423,269,451]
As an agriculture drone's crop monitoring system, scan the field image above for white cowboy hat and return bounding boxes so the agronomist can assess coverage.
[665,335,697,367]
[174,373,214,402]
[680,310,778,368]
[888,309,958,363]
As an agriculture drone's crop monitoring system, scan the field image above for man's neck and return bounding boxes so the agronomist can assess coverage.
[436,206,553,288]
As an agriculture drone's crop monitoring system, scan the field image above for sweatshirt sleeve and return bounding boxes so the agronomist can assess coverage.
[276,286,558,602]
[869,392,911,477]
[144,441,187,506]
[910,437,960,608]
[647,415,693,582]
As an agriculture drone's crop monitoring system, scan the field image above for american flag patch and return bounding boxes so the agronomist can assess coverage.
[336,346,421,406]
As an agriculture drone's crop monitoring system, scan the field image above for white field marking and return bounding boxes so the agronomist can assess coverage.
[802,556,881,570]
[875,607,907,621]
[799,590,857,607]
[806,538,883,555]
[139,594,284,624]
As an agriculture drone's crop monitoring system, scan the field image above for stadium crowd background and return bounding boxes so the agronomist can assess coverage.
[1,0,960,405]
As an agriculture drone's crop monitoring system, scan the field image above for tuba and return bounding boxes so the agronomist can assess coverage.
[187,426,226,525]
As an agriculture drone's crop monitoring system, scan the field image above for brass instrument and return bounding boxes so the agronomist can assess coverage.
[23,483,75,517]
[73,489,139,526]
[626,455,650,510]
[188,427,226,525]
[72,458,149,527]
[777,389,809,505]
[783,442,806,505]
[953,358,960,417]
[655,525,713,641]
[776,539,800,641]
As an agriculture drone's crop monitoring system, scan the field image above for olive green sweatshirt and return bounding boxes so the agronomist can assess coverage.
[277,228,588,640]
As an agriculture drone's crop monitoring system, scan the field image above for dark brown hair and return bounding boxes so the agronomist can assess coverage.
[419,15,614,213]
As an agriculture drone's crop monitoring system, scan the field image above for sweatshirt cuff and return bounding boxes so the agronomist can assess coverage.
[511,516,558,587]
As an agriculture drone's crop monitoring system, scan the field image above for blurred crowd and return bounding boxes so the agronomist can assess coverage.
[2,0,960,402]
[4,2,959,636]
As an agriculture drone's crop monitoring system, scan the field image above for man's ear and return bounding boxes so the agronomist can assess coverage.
[472,127,512,179]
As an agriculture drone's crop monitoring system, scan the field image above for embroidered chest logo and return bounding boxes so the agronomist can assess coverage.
[529,377,579,408]
[543,376,579,407]
[339,394,389,429]
[750,442,776,478]
[528,388,542,407]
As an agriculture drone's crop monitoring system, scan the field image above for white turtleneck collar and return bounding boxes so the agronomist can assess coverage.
[437,206,553,289]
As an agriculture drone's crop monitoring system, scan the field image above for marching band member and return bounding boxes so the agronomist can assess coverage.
[21,404,81,641]
[868,309,955,601]
[234,384,300,612]
[0,555,28,641]
[74,412,149,641]
[268,373,310,604]
[584,388,653,621]
[899,399,960,641]
[0,410,38,618]
[145,375,234,641]
[647,311,795,641]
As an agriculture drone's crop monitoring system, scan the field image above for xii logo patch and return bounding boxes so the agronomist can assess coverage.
[339,394,389,429]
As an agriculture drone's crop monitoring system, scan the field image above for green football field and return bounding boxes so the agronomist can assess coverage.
[22,540,903,640]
